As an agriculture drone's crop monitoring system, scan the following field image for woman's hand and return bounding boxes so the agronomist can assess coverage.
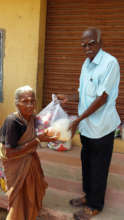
[44,127,60,139]
[38,131,59,142]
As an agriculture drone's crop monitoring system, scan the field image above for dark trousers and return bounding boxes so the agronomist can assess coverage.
[80,131,115,211]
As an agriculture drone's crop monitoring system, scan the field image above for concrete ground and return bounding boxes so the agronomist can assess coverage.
[0,143,124,220]
[38,144,124,220]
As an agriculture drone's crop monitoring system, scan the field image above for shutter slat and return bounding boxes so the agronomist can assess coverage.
[43,0,124,120]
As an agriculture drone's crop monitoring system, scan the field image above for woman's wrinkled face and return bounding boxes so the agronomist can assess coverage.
[17,91,36,119]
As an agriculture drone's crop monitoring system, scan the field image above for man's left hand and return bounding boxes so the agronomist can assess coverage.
[69,119,79,138]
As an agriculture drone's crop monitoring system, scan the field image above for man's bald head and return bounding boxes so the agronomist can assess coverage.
[83,27,101,43]
[81,27,102,61]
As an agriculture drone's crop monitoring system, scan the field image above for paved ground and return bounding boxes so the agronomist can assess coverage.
[38,145,124,220]
[0,144,124,220]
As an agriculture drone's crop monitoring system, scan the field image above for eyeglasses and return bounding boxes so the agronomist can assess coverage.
[81,40,97,48]
[19,99,36,106]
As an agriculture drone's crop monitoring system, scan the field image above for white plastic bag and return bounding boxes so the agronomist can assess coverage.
[46,118,72,142]
[35,94,77,151]
[35,94,71,140]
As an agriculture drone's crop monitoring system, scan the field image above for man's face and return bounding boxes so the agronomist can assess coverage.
[81,30,101,61]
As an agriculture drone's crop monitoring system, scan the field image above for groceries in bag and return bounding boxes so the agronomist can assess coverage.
[35,94,77,151]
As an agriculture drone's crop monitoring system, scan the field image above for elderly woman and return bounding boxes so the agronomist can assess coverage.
[0,85,57,220]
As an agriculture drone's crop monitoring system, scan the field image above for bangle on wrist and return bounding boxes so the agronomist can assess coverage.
[35,137,41,144]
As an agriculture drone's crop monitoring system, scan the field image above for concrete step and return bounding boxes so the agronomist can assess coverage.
[41,158,124,187]
[42,160,82,182]
[37,147,124,220]
[0,146,124,220]
[38,147,124,176]
[44,174,124,209]
[109,153,124,175]
[38,146,81,167]
[39,187,79,220]
[38,187,124,220]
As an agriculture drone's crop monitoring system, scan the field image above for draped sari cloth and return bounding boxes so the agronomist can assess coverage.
[1,116,48,220]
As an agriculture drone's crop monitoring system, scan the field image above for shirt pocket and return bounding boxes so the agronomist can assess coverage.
[86,81,97,97]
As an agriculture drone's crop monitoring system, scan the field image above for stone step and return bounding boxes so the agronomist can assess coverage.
[38,186,124,220]
[37,147,124,220]
[109,153,124,176]
[41,159,124,188]
[40,187,79,220]
[42,160,82,182]
[46,176,82,195]
[45,173,124,208]
[0,194,8,209]
[45,173,124,196]
[1,182,124,220]
[0,172,123,212]
[0,146,124,220]
[38,146,81,167]
[38,208,73,220]
[38,147,124,190]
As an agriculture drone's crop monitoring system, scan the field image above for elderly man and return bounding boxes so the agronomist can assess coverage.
[57,27,121,219]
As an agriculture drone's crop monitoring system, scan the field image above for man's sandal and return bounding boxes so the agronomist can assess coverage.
[73,206,100,220]
[69,197,87,207]
[73,209,89,220]
[83,206,100,216]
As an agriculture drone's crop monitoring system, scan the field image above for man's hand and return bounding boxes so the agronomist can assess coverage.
[56,94,69,104]
[69,118,80,138]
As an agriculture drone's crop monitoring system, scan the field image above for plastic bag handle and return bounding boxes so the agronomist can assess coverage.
[52,94,60,104]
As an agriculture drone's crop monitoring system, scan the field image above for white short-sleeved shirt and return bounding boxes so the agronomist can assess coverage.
[78,49,121,138]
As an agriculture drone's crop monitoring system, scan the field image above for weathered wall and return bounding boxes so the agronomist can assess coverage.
[0,0,47,125]
[36,0,47,112]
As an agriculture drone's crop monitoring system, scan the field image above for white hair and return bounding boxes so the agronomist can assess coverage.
[96,29,101,43]
[15,85,35,104]
[84,27,101,43]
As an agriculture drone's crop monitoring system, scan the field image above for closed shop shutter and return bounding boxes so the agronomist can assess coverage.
[43,0,124,121]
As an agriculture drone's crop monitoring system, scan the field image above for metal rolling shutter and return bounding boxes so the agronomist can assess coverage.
[43,0,124,121]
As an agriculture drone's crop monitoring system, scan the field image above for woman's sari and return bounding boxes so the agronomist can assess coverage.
[0,116,48,220]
